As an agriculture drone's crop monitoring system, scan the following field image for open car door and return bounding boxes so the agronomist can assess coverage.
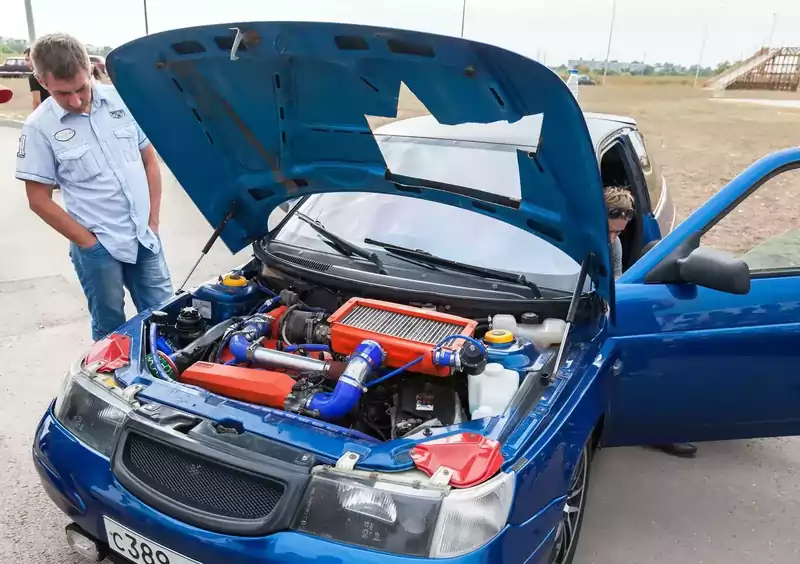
[603,148,800,446]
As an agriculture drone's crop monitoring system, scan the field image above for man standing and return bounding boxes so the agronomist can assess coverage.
[605,186,698,458]
[23,47,50,110]
[15,33,172,342]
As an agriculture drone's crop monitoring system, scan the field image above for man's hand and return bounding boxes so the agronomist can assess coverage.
[141,143,162,237]
[76,231,98,249]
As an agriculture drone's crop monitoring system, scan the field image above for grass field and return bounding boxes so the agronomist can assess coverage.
[3,76,800,248]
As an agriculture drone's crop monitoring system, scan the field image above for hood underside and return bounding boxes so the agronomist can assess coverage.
[107,21,612,298]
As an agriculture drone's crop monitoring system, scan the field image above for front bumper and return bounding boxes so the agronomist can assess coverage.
[33,404,556,564]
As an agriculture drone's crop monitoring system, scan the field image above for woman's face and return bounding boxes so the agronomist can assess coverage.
[608,217,629,242]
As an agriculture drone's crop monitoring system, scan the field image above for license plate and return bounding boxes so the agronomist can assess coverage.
[104,517,202,564]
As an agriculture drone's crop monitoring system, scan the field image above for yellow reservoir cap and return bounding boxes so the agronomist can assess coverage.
[221,273,248,287]
[484,329,514,344]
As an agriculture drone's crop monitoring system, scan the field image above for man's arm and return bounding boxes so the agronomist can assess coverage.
[16,124,93,246]
[140,140,162,235]
[28,75,42,110]
[26,182,97,247]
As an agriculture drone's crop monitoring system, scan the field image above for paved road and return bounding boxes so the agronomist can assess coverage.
[1,124,799,563]
[713,98,800,110]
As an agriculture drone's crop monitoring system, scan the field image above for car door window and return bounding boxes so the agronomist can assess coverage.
[701,168,800,273]
[627,130,661,207]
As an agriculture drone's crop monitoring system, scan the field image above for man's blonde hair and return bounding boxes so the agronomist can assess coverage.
[604,186,635,211]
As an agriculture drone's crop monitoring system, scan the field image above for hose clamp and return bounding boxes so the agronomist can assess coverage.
[246,336,265,361]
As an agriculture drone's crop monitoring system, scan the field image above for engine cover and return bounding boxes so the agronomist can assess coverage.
[327,298,477,376]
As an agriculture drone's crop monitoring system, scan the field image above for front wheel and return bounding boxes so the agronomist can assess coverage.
[549,441,593,564]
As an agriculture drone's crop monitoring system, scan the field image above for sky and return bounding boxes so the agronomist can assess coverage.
[2,0,800,67]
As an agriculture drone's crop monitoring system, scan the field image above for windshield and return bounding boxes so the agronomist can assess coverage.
[271,193,582,293]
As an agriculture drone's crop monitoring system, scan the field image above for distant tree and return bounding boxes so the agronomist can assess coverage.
[642,65,655,76]
[715,61,733,75]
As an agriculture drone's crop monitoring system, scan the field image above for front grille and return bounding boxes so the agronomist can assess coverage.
[121,433,284,521]
[339,305,466,344]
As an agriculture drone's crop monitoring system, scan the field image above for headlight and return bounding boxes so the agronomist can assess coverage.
[53,357,137,458]
[291,467,515,558]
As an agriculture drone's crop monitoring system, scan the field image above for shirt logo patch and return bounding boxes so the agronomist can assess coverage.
[110,109,126,119]
[54,128,76,142]
[17,134,26,158]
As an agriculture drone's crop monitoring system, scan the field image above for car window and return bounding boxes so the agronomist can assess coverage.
[702,168,800,273]
[627,130,661,206]
[271,192,583,293]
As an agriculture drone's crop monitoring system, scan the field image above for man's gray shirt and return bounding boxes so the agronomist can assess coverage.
[611,236,623,278]
[15,82,159,264]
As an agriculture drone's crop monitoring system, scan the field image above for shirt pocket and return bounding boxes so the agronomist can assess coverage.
[114,125,141,163]
[55,144,102,184]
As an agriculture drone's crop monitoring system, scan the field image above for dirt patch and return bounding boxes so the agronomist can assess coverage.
[0,78,37,121]
[566,84,800,229]
[395,81,800,247]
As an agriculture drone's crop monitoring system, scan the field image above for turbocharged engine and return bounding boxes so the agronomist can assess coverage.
[149,292,490,440]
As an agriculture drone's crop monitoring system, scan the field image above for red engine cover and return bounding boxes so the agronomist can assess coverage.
[410,432,504,488]
[180,362,295,409]
[327,298,477,377]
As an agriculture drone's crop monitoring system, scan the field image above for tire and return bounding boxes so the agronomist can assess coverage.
[549,440,593,564]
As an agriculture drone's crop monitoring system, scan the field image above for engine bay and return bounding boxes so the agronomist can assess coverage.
[144,269,567,442]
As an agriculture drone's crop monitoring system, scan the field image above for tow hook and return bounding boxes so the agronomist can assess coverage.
[65,523,106,562]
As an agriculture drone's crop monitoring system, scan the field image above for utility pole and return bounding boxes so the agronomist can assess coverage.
[24,0,36,44]
[602,0,617,84]
[766,12,777,47]
[143,0,150,35]
[460,0,466,38]
[694,19,709,88]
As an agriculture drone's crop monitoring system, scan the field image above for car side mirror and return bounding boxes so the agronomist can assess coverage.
[677,246,750,294]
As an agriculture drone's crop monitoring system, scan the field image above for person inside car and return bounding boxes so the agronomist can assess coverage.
[605,186,698,458]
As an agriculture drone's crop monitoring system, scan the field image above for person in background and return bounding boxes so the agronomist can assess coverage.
[605,186,698,458]
[24,47,50,110]
[15,33,173,342]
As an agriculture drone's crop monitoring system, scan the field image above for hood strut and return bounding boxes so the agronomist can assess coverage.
[549,253,592,385]
[177,202,238,293]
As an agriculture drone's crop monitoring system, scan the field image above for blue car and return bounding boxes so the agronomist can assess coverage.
[33,22,800,564]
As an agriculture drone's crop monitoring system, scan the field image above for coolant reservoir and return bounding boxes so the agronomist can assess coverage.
[483,329,539,372]
[469,363,520,419]
[190,272,261,324]
[492,314,566,349]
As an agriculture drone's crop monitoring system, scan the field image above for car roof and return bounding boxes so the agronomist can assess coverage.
[373,112,636,155]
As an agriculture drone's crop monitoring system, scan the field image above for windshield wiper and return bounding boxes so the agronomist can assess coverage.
[296,213,388,274]
[364,238,542,298]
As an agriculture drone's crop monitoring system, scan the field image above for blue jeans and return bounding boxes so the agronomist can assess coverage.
[70,240,173,341]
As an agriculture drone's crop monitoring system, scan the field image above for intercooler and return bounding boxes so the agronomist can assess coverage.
[328,298,477,377]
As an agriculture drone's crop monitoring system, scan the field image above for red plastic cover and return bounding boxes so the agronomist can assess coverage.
[84,333,132,373]
[409,432,504,489]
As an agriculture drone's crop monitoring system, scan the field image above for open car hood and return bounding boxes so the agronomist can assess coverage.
[107,22,612,299]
